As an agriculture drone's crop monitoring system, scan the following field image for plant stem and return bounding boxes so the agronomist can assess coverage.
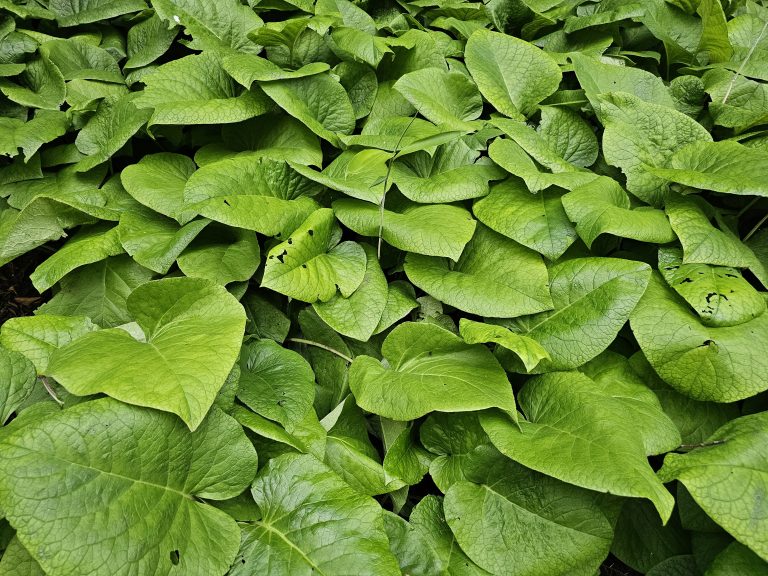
[677,439,726,451]
[377,109,420,259]
[40,376,64,406]
[743,211,768,242]
[722,19,768,105]
[288,338,354,363]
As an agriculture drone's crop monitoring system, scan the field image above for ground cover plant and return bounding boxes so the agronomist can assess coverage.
[0,0,767,574]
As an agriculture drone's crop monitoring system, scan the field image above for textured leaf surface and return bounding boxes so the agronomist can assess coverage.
[0,398,257,576]
[659,412,768,561]
[349,322,516,421]
[481,371,675,521]
[231,453,401,576]
[404,224,553,317]
[47,277,246,429]
[0,345,36,424]
[631,274,768,402]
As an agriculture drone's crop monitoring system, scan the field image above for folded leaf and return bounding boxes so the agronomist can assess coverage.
[47,277,246,430]
[658,412,768,561]
[481,371,676,522]
[349,322,517,421]
[0,345,36,424]
[459,318,550,373]
[0,398,257,576]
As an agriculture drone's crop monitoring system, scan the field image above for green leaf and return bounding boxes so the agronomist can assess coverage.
[46,277,246,430]
[117,210,209,274]
[630,273,768,402]
[314,244,388,341]
[184,156,320,237]
[39,38,122,82]
[393,67,483,130]
[0,110,69,161]
[0,55,65,110]
[578,351,682,455]
[649,141,768,198]
[30,222,124,292]
[384,512,445,576]
[658,412,768,561]
[0,397,257,576]
[500,257,651,372]
[223,54,329,86]
[464,28,561,118]
[658,247,766,327]
[481,371,676,522]
[231,453,401,576]
[120,152,198,224]
[473,178,577,261]
[48,0,145,26]
[349,322,517,421]
[598,92,712,206]
[0,537,44,576]
[537,106,599,168]
[237,338,315,429]
[409,495,491,576]
[176,224,260,285]
[706,542,768,576]
[628,352,739,446]
[374,280,418,335]
[74,94,152,172]
[333,198,476,260]
[571,52,676,111]
[262,208,366,303]
[290,150,387,204]
[134,52,273,126]
[0,345,36,424]
[704,69,768,131]
[561,176,677,248]
[459,318,550,373]
[391,139,505,203]
[259,73,356,147]
[0,315,98,373]
[36,255,155,328]
[152,0,263,54]
[125,13,177,69]
[403,224,553,317]
[444,448,613,576]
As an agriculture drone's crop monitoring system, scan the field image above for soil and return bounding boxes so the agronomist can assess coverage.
[0,246,52,324]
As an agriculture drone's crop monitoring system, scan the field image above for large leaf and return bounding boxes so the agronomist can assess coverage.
[500,257,651,372]
[46,277,246,430]
[230,453,401,576]
[333,198,476,260]
[184,156,320,237]
[658,412,768,561]
[0,345,36,424]
[392,67,483,130]
[481,371,676,521]
[561,176,676,248]
[598,92,711,206]
[120,152,198,224]
[134,52,273,126]
[464,28,561,118]
[630,273,768,402]
[48,0,145,26]
[259,73,356,147]
[459,319,550,373]
[403,224,553,317]
[349,322,517,421]
[314,243,388,341]
[0,398,257,576]
[35,256,155,328]
[658,247,766,328]
[649,140,768,198]
[261,208,366,303]
[444,447,614,576]
[237,338,315,429]
[473,178,577,261]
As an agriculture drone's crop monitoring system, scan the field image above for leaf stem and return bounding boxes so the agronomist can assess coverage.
[737,196,760,218]
[722,19,768,105]
[39,376,64,406]
[377,108,420,259]
[288,338,354,363]
[676,439,726,451]
[743,211,768,242]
